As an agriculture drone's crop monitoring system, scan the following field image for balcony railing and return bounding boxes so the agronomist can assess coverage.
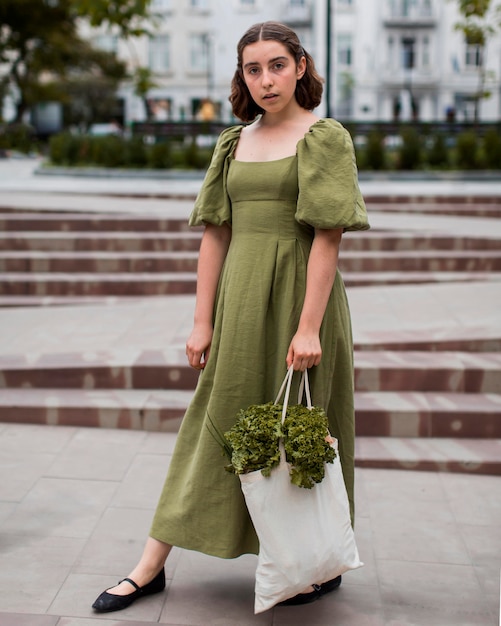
[381,68,440,87]
[384,1,436,27]
[281,1,313,26]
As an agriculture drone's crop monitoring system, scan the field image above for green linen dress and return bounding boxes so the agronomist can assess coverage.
[150,118,370,559]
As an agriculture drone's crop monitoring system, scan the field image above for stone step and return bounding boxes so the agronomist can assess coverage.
[1,204,501,229]
[0,387,498,438]
[2,271,499,296]
[0,212,196,232]
[0,232,203,252]
[1,249,500,273]
[355,351,501,393]
[354,437,501,475]
[0,272,198,295]
[0,387,191,431]
[368,202,501,219]
[0,295,156,307]
[1,230,500,252]
[0,251,199,273]
[1,351,499,393]
[355,391,501,438]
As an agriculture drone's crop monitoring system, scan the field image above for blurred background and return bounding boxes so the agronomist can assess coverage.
[1,0,501,171]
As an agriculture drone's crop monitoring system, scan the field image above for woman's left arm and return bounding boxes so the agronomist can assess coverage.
[286,227,343,371]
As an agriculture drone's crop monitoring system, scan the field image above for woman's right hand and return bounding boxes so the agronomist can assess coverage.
[186,322,214,369]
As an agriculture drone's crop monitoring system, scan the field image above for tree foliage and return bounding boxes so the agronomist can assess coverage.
[452,0,501,121]
[74,0,154,37]
[0,0,152,125]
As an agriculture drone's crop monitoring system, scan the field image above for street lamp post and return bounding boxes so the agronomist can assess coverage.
[325,0,334,118]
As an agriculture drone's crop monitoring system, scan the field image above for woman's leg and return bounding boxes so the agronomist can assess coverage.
[106,537,172,596]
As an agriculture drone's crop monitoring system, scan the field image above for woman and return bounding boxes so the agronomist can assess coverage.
[92,20,369,613]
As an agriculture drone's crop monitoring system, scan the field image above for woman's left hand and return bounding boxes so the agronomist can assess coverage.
[286,331,322,371]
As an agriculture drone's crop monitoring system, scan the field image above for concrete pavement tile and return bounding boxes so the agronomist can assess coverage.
[158,551,270,625]
[440,473,501,526]
[377,560,496,626]
[361,468,446,502]
[73,508,181,581]
[0,502,16,524]
[362,470,471,565]
[45,428,147,482]
[459,523,501,568]
[1,477,117,538]
[110,453,171,509]
[274,583,385,626]
[138,432,178,455]
[354,467,371,519]
[366,496,470,565]
[345,516,379,587]
[0,424,77,453]
[48,573,167,622]
[383,605,496,626]
[0,615,58,626]
[0,449,56,501]
[56,613,177,626]
[0,535,85,613]
[473,564,501,597]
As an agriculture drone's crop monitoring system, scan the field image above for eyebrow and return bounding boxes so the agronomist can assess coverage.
[243,55,288,69]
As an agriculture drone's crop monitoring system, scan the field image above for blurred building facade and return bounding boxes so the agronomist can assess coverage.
[74,0,501,124]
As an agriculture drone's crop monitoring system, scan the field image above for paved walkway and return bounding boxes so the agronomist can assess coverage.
[0,157,500,625]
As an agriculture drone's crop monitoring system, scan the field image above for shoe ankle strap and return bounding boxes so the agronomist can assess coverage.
[119,577,140,592]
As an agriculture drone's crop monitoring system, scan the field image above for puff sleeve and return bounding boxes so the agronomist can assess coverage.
[296,119,369,232]
[188,125,242,227]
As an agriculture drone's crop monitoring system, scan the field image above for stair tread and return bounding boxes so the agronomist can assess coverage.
[356,436,501,462]
[1,349,500,371]
[0,386,498,410]
[355,437,501,474]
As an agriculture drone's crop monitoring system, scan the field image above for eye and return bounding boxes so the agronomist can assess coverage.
[247,67,259,76]
[273,62,285,70]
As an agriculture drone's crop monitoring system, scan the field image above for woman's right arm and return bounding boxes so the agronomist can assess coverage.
[185,222,232,369]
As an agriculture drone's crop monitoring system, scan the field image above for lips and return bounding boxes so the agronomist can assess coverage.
[263,93,278,101]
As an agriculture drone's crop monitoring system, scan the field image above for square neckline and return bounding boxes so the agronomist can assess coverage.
[231,118,325,164]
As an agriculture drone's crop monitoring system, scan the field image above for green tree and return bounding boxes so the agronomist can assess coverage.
[452,0,501,121]
[74,0,159,120]
[0,0,153,124]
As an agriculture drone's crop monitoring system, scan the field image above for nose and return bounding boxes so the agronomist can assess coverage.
[261,69,273,88]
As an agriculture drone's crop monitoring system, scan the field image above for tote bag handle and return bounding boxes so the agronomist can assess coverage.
[274,365,312,425]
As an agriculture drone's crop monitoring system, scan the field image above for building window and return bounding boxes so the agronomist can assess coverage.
[189,33,209,72]
[422,35,430,68]
[151,0,171,11]
[148,98,172,120]
[401,37,415,69]
[337,34,352,66]
[149,35,170,73]
[465,43,482,67]
[189,0,209,9]
[238,0,256,8]
[388,36,395,69]
[94,35,118,53]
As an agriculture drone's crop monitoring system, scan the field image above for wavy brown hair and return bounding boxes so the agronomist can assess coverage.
[229,21,324,122]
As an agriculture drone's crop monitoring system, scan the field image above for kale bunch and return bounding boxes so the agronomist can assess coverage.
[214,401,336,488]
[283,405,336,488]
[224,403,282,476]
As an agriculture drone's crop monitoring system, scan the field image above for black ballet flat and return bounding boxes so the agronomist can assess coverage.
[92,568,166,613]
[278,575,342,607]
[320,574,342,595]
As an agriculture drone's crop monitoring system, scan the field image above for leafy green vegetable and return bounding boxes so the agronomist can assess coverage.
[224,403,282,477]
[208,400,336,489]
[283,405,336,488]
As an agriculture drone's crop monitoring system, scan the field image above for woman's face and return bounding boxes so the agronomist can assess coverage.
[241,39,305,115]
